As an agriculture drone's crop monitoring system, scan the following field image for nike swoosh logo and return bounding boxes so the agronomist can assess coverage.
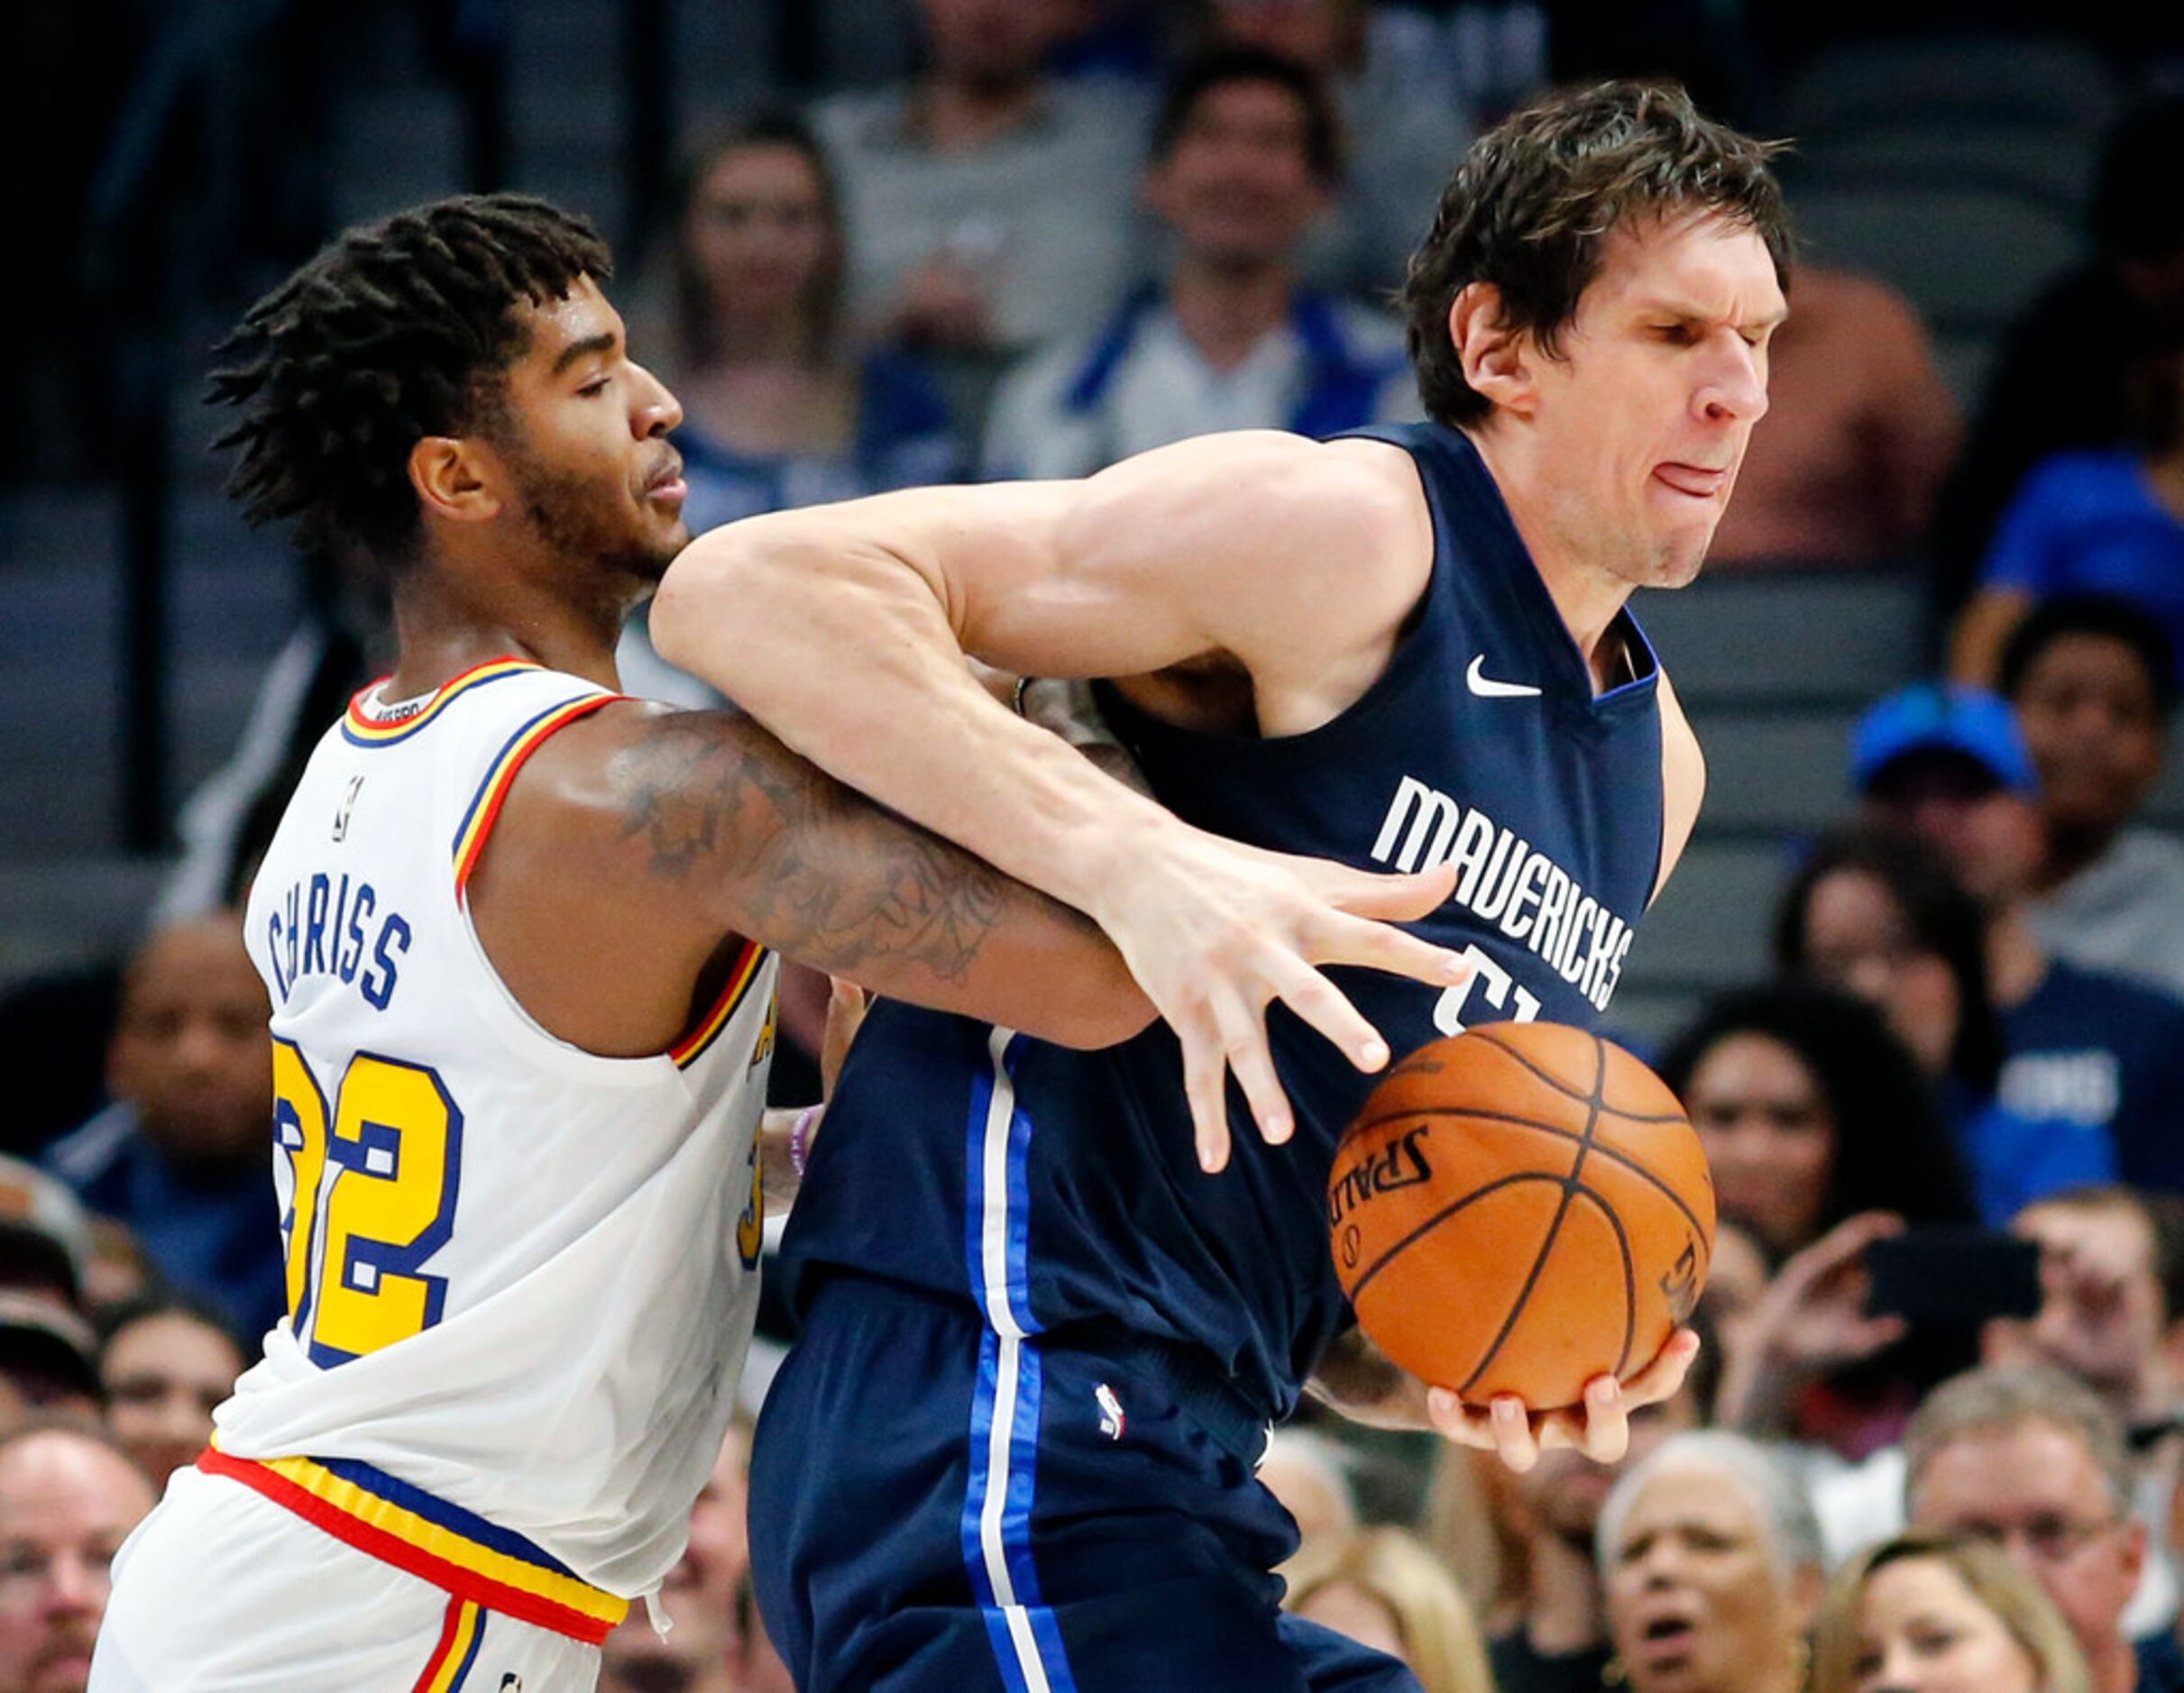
[1466,655,1543,699]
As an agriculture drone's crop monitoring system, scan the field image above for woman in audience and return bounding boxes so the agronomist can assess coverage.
[1598,1431,1826,1693]
[1284,1524,1497,1693]
[1774,827,2115,1222]
[619,114,966,709]
[1659,984,1979,1460]
[1659,982,1977,1269]
[650,114,964,536]
[96,1295,245,1484]
[1810,1529,2093,1693]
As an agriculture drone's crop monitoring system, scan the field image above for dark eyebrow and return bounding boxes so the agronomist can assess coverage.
[550,331,619,377]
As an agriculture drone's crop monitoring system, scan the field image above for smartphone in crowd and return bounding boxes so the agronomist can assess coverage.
[1864,1226,2042,1327]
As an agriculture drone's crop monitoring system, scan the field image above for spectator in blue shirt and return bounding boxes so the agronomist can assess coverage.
[1776,824,2116,1224]
[42,915,281,1341]
[2003,597,2184,1002]
[1953,329,2184,691]
[1850,683,2184,1197]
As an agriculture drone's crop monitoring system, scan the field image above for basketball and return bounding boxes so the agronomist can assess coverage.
[1327,1021,1714,1410]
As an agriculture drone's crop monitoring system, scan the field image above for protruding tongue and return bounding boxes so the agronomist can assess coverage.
[1655,463,1724,497]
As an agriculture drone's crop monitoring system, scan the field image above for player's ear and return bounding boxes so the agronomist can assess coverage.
[1449,283,1535,416]
[408,435,504,526]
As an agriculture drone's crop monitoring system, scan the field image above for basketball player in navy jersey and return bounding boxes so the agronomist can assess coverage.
[657,81,1786,1689]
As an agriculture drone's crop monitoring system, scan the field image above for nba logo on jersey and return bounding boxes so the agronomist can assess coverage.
[1095,1382,1125,1441]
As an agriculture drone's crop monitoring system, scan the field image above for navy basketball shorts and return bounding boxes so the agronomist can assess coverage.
[749,1277,1422,1693]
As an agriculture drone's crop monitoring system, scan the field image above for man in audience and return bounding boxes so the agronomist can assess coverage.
[1203,0,1475,294]
[0,1422,154,1693]
[41,915,281,1340]
[1987,1185,2184,1636]
[809,0,1147,361]
[0,1158,90,1317]
[982,47,1411,480]
[0,1300,102,1432]
[1488,1402,1697,1693]
[1852,682,2184,1192]
[2000,596,2184,1002]
[1906,1363,2183,1692]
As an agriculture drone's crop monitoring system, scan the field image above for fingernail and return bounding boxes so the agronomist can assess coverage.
[1358,1039,1389,1069]
[1266,1113,1292,1142]
[1442,954,1469,979]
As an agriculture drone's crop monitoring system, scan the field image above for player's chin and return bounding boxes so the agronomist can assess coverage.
[635,521,692,581]
[1647,529,1714,590]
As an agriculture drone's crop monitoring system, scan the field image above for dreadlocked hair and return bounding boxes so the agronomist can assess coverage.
[207,194,613,561]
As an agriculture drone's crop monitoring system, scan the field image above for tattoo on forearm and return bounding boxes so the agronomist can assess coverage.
[608,714,1014,983]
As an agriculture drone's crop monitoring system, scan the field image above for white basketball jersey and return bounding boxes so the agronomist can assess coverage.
[225,657,774,1603]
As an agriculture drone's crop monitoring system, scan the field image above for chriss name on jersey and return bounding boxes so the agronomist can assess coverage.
[262,871,413,1011]
[1371,776,1637,1013]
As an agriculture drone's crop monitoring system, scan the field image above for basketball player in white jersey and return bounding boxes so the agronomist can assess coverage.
[87,195,1459,1691]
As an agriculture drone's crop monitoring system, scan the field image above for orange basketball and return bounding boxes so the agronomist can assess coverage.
[1327,1021,1713,1410]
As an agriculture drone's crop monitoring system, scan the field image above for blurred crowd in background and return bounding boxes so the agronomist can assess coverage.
[7,2,2184,1690]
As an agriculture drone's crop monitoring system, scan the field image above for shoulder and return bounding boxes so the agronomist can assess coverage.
[1651,666,1705,897]
[1095,429,1427,554]
[43,1103,142,1192]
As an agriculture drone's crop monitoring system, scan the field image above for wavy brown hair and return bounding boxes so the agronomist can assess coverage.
[1400,78,1792,428]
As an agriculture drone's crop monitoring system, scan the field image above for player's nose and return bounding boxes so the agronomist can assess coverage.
[630,361,684,438]
[1694,336,1767,425]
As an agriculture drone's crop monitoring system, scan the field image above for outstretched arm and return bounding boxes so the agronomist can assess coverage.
[650,431,1469,1168]
[469,700,1154,1059]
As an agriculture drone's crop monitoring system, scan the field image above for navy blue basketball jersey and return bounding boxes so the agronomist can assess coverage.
[775,421,1667,1419]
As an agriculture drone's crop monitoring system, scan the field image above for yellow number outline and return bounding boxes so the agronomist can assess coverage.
[271,1038,329,1332]
[270,1046,463,1367]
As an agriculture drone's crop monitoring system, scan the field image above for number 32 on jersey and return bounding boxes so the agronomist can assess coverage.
[271,1039,463,1368]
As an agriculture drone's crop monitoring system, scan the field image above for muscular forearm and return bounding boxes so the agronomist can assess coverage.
[652,506,1185,925]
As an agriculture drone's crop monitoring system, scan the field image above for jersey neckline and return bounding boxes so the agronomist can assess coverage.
[341,656,543,747]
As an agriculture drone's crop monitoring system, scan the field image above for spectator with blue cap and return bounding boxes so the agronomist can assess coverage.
[1850,683,2184,1198]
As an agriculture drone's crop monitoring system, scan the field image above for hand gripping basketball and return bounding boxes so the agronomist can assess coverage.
[1328,1023,1714,1423]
